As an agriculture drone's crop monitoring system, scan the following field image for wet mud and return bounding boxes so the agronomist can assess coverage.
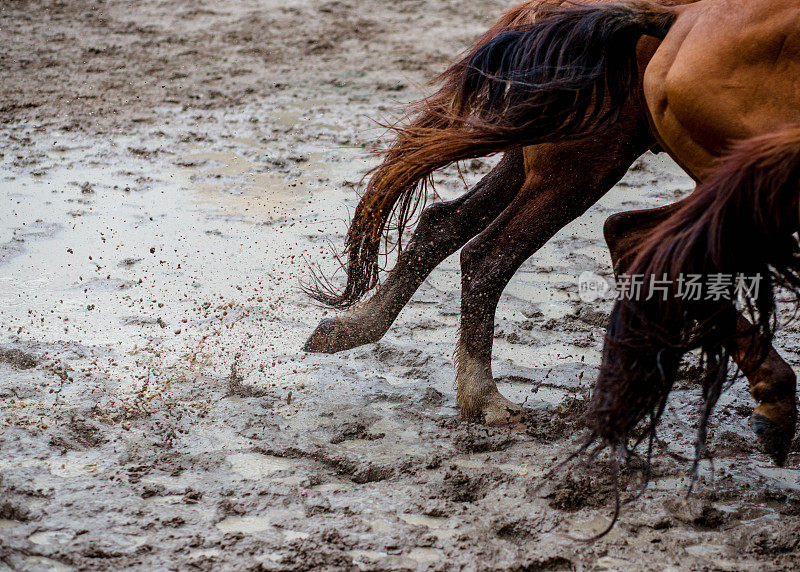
[2,0,800,570]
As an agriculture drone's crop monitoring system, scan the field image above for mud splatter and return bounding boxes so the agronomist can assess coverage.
[1,0,800,570]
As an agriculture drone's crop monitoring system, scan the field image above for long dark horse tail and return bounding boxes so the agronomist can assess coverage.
[309,0,677,308]
[592,125,800,453]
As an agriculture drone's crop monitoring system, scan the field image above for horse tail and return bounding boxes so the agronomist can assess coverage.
[309,0,676,309]
[450,0,676,141]
[306,1,551,308]
[592,125,800,451]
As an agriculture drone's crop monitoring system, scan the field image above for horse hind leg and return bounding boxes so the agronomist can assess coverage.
[303,149,525,354]
[456,135,643,426]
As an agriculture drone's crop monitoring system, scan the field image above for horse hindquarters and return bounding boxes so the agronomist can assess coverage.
[309,0,678,312]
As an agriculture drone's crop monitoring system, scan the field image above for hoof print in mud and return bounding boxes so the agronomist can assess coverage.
[453,426,517,454]
[664,498,726,530]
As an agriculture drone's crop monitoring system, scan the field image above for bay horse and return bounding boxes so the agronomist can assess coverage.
[304,0,797,464]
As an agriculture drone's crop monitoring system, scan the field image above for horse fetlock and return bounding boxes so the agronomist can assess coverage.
[455,353,496,419]
[752,398,797,434]
[455,353,523,427]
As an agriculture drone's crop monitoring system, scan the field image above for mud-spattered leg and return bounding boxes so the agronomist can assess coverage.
[456,119,651,425]
[304,150,525,354]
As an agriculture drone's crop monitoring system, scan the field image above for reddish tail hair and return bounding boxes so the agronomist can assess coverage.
[308,0,676,308]
[591,126,800,460]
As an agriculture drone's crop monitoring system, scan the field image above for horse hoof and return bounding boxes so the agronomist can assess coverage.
[751,413,793,467]
[483,393,526,430]
[303,318,343,354]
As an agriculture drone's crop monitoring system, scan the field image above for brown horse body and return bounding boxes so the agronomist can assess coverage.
[645,0,800,178]
[304,0,798,463]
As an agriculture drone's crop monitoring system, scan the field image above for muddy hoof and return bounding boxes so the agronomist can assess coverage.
[751,413,792,466]
[483,393,526,431]
[303,318,344,354]
[304,318,380,354]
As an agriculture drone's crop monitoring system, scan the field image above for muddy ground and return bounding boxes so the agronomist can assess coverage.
[2,0,800,570]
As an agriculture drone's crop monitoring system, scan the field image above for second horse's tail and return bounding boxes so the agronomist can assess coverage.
[592,125,800,462]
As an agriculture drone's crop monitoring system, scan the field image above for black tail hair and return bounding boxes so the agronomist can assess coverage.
[451,0,676,142]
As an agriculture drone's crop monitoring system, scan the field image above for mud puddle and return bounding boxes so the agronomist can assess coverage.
[3,0,800,569]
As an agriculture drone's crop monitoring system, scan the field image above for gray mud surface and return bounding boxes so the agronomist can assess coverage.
[3,1,800,570]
